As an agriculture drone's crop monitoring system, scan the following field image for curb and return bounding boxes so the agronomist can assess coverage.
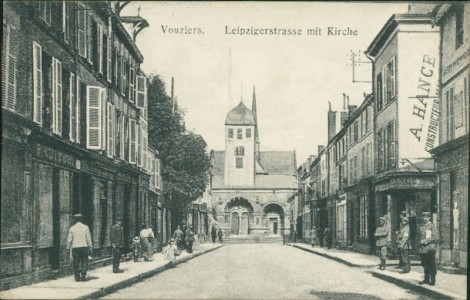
[370,270,465,300]
[78,245,223,300]
[289,244,373,268]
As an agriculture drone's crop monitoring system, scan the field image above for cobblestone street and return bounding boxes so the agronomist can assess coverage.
[102,244,430,299]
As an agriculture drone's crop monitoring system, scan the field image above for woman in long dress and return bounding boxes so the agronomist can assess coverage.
[140,224,153,261]
[163,238,177,261]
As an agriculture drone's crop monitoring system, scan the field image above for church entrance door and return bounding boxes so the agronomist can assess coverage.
[231,212,239,235]
[240,212,249,235]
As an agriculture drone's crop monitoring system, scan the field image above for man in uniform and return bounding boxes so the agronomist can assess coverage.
[67,214,93,282]
[374,216,389,270]
[185,225,195,253]
[173,225,184,249]
[396,211,408,269]
[418,212,438,286]
[397,217,411,274]
[110,219,124,273]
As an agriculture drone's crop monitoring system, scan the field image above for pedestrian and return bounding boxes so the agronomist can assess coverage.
[185,225,195,253]
[282,231,286,245]
[374,216,390,270]
[131,236,141,262]
[397,217,411,274]
[109,219,124,273]
[323,227,331,249]
[217,227,223,243]
[311,227,317,247]
[140,224,154,261]
[418,212,438,286]
[293,230,297,243]
[66,214,93,282]
[396,211,408,269]
[173,225,184,249]
[163,238,178,261]
[211,226,217,243]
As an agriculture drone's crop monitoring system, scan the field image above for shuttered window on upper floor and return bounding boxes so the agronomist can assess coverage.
[129,118,137,164]
[86,86,102,149]
[2,23,18,112]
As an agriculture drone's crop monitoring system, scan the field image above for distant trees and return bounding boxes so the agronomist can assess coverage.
[147,74,211,223]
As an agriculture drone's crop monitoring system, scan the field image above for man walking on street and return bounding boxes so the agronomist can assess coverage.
[173,225,184,249]
[397,217,411,274]
[185,225,195,253]
[110,219,124,273]
[211,226,217,243]
[374,216,389,270]
[67,214,93,282]
[418,212,438,286]
[396,211,408,269]
[217,227,223,243]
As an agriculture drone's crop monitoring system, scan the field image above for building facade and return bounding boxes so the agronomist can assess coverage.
[210,90,297,238]
[431,3,469,271]
[1,1,161,290]
[366,13,440,255]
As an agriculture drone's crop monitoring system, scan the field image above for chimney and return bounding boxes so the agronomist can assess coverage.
[348,105,358,117]
[327,102,337,142]
[318,145,325,154]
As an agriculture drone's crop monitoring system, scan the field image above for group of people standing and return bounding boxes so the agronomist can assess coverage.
[374,211,438,286]
[210,226,224,243]
[66,213,157,281]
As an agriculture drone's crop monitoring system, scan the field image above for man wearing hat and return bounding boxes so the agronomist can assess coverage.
[397,216,411,273]
[374,215,390,270]
[110,219,124,273]
[418,212,438,285]
[185,225,195,253]
[67,214,93,282]
[396,211,409,269]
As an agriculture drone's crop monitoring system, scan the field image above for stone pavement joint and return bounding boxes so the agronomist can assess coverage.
[0,244,223,300]
[289,242,466,300]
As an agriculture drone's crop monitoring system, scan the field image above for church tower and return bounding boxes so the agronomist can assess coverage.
[224,98,256,186]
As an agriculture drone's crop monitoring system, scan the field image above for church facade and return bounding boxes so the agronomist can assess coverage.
[210,89,297,237]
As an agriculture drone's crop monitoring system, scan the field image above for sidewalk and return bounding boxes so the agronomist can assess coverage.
[0,243,223,300]
[289,242,466,299]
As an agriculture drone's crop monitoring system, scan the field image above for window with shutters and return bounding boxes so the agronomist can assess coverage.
[377,129,384,172]
[88,13,95,65]
[2,24,18,112]
[107,103,114,158]
[51,58,63,135]
[107,18,112,83]
[121,58,128,96]
[97,25,103,74]
[76,77,82,144]
[63,2,70,43]
[137,124,142,167]
[38,1,52,26]
[77,3,87,58]
[150,157,155,187]
[113,46,118,86]
[115,110,121,158]
[122,115,127,160]
[155,159,161,188]
[455,8,464,49]
[376,73,383,111]
[129,68,135,103]
[129,119,136,163]
[100,89,107,151]
[136,76,147,108]
[69,73,77,142]
[86,86,102,149]
[386,121,396,169]
[384,57,396,103]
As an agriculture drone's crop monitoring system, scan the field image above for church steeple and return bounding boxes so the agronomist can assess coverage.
[252,86,261,160]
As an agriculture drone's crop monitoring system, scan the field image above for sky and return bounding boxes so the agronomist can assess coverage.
[122,2,409,163]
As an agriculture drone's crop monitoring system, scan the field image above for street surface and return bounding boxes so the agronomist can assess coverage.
[102,244,430,299]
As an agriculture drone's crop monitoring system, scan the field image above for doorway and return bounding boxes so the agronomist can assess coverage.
[270,218,278,235]
[231,212,239,235]
[241,212,249,235]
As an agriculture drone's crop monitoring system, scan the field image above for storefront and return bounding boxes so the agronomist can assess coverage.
[373,174,436,256]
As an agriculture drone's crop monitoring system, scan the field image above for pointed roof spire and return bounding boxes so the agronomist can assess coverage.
[252,86,257,123]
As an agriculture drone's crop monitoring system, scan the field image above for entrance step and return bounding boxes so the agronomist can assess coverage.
[224,235,283,244]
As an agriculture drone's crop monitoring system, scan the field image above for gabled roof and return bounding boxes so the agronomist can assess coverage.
[210,150,297,189]
[225,102,255,125]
